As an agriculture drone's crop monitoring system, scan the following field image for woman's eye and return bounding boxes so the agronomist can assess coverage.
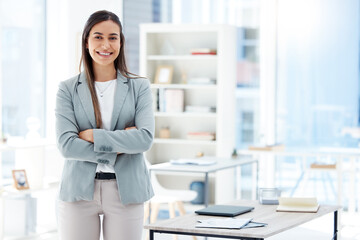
[95,36,102,39]
[110,37,118,40]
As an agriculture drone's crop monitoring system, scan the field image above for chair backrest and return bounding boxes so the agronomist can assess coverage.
[144,156,167,194]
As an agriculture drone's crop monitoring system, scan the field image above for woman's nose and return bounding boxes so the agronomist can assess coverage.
[102,40,110,49]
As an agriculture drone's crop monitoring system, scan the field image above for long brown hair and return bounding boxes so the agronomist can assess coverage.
[79,10,136,128]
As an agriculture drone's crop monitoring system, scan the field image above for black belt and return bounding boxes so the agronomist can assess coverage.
[95,172,116,180]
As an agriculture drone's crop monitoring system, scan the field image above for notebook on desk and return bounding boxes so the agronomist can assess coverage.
[195,205,254,217]
[276,197,319,213]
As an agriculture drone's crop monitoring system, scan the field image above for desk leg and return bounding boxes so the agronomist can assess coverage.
[333,210,338,240]
[253,161,259,200]
[150,230,155,240]
[204,173,209,207]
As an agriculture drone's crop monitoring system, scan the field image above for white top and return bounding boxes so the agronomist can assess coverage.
[94,79,117,173]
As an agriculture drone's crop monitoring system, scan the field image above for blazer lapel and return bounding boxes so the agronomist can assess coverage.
[110,71,129,130]
[77,72,96,128]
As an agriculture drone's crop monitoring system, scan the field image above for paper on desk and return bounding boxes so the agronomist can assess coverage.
[170,158,217,166]
[196,218,252,229]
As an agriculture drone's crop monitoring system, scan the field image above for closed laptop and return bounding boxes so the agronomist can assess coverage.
[195,205,254,217]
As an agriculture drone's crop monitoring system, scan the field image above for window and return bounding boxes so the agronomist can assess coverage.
[123,0,171,74]
[1,0,46,182]
[1,0,46,137]
[275,0,360,148]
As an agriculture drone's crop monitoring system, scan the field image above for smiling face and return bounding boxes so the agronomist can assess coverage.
[86,20,121,68]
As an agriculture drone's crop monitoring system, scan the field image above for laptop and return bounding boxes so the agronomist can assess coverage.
[195,205,254,217]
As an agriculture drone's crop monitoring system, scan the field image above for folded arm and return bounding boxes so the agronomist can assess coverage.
[55,81,117,165]
[92,79,155,154]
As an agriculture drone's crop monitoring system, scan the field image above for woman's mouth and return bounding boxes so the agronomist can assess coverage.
[97,51,113,57]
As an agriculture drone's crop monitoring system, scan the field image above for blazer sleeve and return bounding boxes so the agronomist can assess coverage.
[55,81,117,165]
[92,78,155,154]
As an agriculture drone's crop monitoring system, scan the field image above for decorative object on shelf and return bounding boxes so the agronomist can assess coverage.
[0,131,7,144]
[12,169,30,190]
[159,127,170,139]
[190,48,217,55]
[187,132,216,141]
[258,188,281,205]
[231,148,238,159]
[196,151,204,157]
[155,65,173,84]
[180,67,188,84]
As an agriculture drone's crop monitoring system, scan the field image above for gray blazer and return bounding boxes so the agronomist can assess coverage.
[55,71,154,204]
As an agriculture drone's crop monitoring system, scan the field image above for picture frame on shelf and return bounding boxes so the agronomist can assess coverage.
[155,65,173,84]
[12,169,30,190]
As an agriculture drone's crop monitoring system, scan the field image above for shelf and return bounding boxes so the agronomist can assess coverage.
[151,84,217,90]
[147,55,217,60]
[153,138,217,145]
[141,24,236,204]
[154,112,217,118]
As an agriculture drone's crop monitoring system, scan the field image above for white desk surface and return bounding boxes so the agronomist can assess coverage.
[238,148,360,158]
[149,157,257,174]
[144,200,340,239]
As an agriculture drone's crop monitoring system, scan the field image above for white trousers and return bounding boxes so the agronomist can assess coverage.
[57,179,144,240]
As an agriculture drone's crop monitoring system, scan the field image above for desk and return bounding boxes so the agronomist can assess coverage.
[238,148,360,213]
[144,200,341,240]
[149,157,258,206]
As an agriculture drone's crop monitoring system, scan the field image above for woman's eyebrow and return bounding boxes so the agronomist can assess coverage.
[93,32,119,36]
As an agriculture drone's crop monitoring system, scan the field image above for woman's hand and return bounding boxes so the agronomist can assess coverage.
[79,129,94,143]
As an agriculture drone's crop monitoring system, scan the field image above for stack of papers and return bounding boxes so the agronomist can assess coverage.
[170,158,217,166]
[196,218,252,229]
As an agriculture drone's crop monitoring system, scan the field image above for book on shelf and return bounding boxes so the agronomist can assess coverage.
[158,89,184,112]
[248,143,285,151]
[164,89,184,112]
[187,132,216,141]
[187,77,216,85]
[185,105,216,113]
[190,48,217,55]
[276,197,319,213]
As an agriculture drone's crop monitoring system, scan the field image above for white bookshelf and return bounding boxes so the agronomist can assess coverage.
[140,24,236,204]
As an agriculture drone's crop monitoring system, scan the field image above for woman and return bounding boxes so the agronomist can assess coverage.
[55,10,154,240]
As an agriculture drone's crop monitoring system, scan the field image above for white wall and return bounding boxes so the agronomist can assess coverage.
[46,0,123,139]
